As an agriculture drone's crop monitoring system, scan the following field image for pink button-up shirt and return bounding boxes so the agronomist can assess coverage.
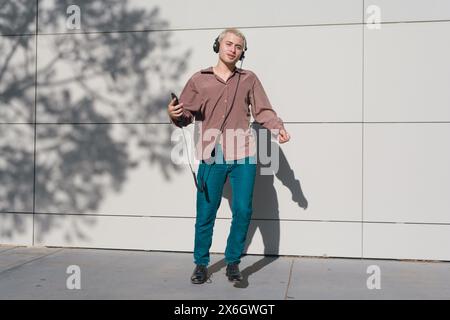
[171,66,285,161]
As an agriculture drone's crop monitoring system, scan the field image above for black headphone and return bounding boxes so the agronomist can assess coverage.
[213,35,248,61]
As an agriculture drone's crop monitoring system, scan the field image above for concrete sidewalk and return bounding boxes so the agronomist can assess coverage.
[0,245,449,300]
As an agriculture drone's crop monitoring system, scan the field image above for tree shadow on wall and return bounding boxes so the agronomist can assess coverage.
[0,0,190,244]
[208,123,308,288]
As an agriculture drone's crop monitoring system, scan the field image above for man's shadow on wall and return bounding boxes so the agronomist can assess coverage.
[208,123,308,288]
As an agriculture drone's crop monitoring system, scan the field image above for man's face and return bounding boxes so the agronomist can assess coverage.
[219,32,245,64]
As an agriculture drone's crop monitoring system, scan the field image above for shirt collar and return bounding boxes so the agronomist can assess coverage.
[200,66,246,74]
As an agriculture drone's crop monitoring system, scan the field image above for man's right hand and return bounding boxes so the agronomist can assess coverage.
[167,98,184,121]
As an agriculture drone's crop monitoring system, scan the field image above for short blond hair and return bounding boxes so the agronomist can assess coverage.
[218,28,247,50]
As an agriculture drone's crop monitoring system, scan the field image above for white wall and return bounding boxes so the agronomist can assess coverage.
[1,0,449,261]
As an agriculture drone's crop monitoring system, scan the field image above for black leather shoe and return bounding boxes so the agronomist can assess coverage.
[226,263,243,282]
[190,264,208,284]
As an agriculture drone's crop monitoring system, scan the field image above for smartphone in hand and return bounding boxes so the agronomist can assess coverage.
[171,92,179,105]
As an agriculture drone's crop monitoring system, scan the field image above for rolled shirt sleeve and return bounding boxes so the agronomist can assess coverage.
[249,74,285,132]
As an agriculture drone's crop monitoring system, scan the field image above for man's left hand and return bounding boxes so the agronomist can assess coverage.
[278,128,291,144]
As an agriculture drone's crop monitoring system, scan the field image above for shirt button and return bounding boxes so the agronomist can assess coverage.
[224,99,227,103]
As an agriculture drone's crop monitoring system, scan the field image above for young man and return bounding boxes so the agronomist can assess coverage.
[167,28,290,284]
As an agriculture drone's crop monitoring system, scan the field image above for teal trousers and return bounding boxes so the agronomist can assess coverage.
[194,144,257,266]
